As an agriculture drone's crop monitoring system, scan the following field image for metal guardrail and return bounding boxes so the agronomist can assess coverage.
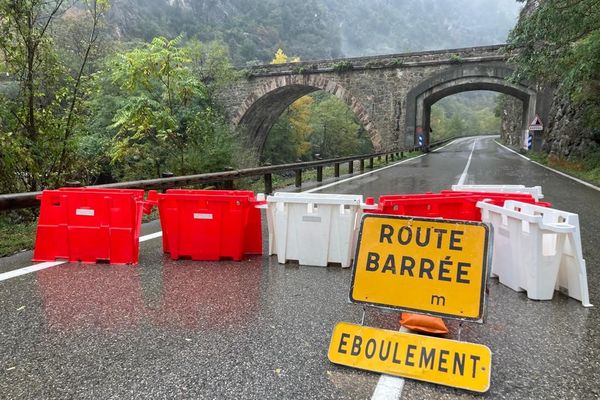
[0,135,466,212]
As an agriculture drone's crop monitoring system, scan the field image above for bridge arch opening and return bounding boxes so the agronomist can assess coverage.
[232,76,383,155]
[262,91,375,164]
[405,64,537,149]
[428,91,504,142]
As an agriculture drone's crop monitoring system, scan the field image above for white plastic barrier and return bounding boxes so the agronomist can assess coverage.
[265,192,364,268]
[452,184,544,200]
[477,200,592,307]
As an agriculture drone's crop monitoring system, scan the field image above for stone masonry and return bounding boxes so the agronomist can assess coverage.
[215,45,549,152]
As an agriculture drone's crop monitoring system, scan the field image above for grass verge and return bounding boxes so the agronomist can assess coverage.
[527,151,600,187]
[0,211,37,257]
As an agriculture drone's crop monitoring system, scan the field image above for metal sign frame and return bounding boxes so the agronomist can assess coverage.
[349,214,492,322]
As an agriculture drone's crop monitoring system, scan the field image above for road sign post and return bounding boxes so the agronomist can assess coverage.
[328,213,493,393]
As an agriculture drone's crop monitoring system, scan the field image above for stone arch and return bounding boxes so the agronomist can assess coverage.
[233,75,383,151]
[404,63,537,148]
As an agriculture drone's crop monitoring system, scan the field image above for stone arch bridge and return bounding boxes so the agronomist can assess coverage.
[215,45,549,152]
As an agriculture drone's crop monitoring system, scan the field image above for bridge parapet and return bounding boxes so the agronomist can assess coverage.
[217,43,549,155]
[241,45,507,77]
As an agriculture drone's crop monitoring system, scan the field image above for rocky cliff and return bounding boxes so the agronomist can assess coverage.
[499,0,600,159]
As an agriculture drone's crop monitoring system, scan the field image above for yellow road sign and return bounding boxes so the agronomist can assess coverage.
[350,215,490,321]
[328,322,492,393]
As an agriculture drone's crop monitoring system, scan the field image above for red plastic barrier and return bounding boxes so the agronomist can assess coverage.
[33,188,153,264]
[155,189,263,261]
[366,191,551,222]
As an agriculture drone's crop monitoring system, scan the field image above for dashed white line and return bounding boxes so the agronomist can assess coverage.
[139,231,163,242]
[371,375,405,400]
[370,327,410,400]
[457,139,477,186]
[0,231,163,282]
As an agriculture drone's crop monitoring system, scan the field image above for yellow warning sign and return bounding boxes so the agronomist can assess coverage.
[350,215,490,321]
[328,322,492,393]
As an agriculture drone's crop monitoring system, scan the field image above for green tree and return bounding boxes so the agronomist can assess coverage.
[0,0,109,192]
[507,0,600,126]
[262,96,313,164]
[86,36,237,180]
[309,95,372,158]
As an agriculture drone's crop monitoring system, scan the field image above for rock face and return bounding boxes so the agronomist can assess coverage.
[498,94,523,147]
[544,98,600,159]
[499,87,600,158]
[498,0,600,159]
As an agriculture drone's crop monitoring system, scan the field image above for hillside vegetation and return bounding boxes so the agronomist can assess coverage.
[0,0,521,194]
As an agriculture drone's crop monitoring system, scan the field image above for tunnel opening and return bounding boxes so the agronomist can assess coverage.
[417,80,534,150]
[405,65,538,150]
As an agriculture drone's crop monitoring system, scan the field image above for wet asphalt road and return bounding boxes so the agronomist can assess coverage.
[1,136,599,399]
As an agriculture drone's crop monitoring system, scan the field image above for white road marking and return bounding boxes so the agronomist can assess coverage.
[303,154,428,193]
[0,261,66,282]
[139,231,163,242]
[370,327,410,400]
[371,375,405,400]
[457,139,478,186]
[494,140,600,192]
[431,136,477,153]
[0,231,163,282]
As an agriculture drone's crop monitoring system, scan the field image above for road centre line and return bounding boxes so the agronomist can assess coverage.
[457,139,477,186]
[369,138,476,400]
[370,327,410,400]
[371,374,405,400]
[494,140,600,192]
[0,231,164,282]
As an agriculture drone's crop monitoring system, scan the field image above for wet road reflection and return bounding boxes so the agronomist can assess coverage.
[155,257,262,330]
[37,264,146,331]
[36,256,263,333]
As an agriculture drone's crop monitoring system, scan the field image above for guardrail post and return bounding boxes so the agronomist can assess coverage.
[385,154,388,163]
[359,159,365,172]
[223,167,234,189]
[400,151,404,158]
[368,157,374,169]
[317,166,323,182]
[334,163,340,177]
[295,169,302,187]
[264,173,272,194]
[348,160,354,174]
[390,153,395,161]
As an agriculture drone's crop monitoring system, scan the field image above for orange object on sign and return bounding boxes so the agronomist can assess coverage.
[400,313,448,334]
